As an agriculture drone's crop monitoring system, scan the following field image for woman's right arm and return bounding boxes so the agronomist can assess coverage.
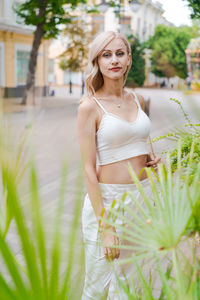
[77,98,120,260]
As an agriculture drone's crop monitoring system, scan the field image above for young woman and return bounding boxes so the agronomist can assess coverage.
[77,31,161,299]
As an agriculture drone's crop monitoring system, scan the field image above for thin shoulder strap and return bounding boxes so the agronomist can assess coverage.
[92,96,107,113]
[132,91,141,109]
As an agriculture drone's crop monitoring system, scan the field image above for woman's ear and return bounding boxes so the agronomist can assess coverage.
[127,54,131,66]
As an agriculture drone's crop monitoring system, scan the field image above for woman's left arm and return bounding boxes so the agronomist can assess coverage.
[146,153,161,169]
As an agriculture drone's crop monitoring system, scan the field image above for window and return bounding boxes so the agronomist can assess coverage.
[64,70,81,85]
[137,17,141,36]
[143,21,147,40]
[149,24,152,36]
[48,59,54,83]
[0,42,5,87]
[0,0,4,18]
[49,59,54,73]
[92,15,104,36]
[120,16,132,37]
[64,70,69,85]
[16,50,30,85]
[13,1,24,24]
[0,47,2,86]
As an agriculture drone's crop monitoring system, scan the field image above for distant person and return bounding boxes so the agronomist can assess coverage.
[186,76,191,90]
[69,80,72,94]
[81,77,85,95]
[77,31,161,299]
[50,89,55,96]
[160,80,166,88]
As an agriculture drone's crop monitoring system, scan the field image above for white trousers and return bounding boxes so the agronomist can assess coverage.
[81,178,154,300]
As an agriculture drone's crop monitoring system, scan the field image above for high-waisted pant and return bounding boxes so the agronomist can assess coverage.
[81,177,154,300]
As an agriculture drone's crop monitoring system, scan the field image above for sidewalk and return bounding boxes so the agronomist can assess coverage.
[2,84,83,114]
[2,93,81,114]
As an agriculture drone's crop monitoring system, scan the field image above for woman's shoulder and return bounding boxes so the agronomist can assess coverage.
[78,94,98,116]
[133,91,145,110]
[135,93,144,109]
[126,89,145,110]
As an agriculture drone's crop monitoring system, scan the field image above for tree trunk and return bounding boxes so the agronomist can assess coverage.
[21,4,46,105]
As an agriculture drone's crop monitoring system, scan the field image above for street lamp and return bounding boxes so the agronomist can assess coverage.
[98,0,110,13]
[129,0,141,12]
[99,0,141,32]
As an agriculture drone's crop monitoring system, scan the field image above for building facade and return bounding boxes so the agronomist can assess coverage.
[0,0,49,98]
[49,0,175,89]
[92,0,172,41]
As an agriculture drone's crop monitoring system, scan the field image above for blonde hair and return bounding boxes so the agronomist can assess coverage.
[84,31,132,97]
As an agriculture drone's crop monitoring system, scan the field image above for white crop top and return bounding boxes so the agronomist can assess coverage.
[93,91,151,166]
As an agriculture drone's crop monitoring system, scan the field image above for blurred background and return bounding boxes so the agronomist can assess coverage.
[0,2,199,297]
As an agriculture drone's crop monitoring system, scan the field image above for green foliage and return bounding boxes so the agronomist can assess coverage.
[152,97,200,178]
[58,17,97,72]
[14,0,86,39]
[0,122,85,299]
[148,25,196,79]
[0,121,29,237]
[193,82,200,89]
[183,0,200,19]
[169,133,200,176]
[126,35,145,87]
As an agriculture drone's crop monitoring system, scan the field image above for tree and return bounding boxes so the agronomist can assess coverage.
[183,0,200,19]
[58,14,98,94]
[126,35,145,87]
[15,0,86,105]
[148,25,195,80]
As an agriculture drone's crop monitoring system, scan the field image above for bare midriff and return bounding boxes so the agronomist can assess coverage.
[96,154,148,184]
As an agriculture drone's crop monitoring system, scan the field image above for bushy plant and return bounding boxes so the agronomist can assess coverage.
[126,35,145,87]
[152,98,200,178]
[147,24,196,80]
[0,125,85,299]
[0,117,29,237]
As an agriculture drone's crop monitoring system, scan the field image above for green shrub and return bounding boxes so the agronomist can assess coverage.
[152,98,200,179]
[0,128,85,299]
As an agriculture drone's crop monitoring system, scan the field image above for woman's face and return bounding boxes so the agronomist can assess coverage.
[97,38,131,81]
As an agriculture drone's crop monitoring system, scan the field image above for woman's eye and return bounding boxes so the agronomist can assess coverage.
[102,52,124,57]
[103,53,111,57]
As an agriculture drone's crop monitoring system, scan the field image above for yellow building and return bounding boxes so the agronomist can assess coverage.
[0,0,49,98]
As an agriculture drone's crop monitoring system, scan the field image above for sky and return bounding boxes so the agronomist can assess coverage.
[154,0,192,27]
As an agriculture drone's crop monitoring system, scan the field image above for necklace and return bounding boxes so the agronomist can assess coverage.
[117,103,121,108]
[116,93,125,108]
[99,92,125,108]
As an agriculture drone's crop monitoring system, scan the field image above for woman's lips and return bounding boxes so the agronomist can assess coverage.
[110,68,122,72]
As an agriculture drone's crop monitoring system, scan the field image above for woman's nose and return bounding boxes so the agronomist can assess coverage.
[111,54,119,64]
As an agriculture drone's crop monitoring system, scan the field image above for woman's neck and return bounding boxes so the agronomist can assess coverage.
[98,81,124,98]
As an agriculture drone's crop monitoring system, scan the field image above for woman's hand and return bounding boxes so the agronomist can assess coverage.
[146,152,161,170]
[99,223,120,261]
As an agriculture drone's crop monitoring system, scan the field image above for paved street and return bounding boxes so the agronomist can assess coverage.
[1,87,200,286]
